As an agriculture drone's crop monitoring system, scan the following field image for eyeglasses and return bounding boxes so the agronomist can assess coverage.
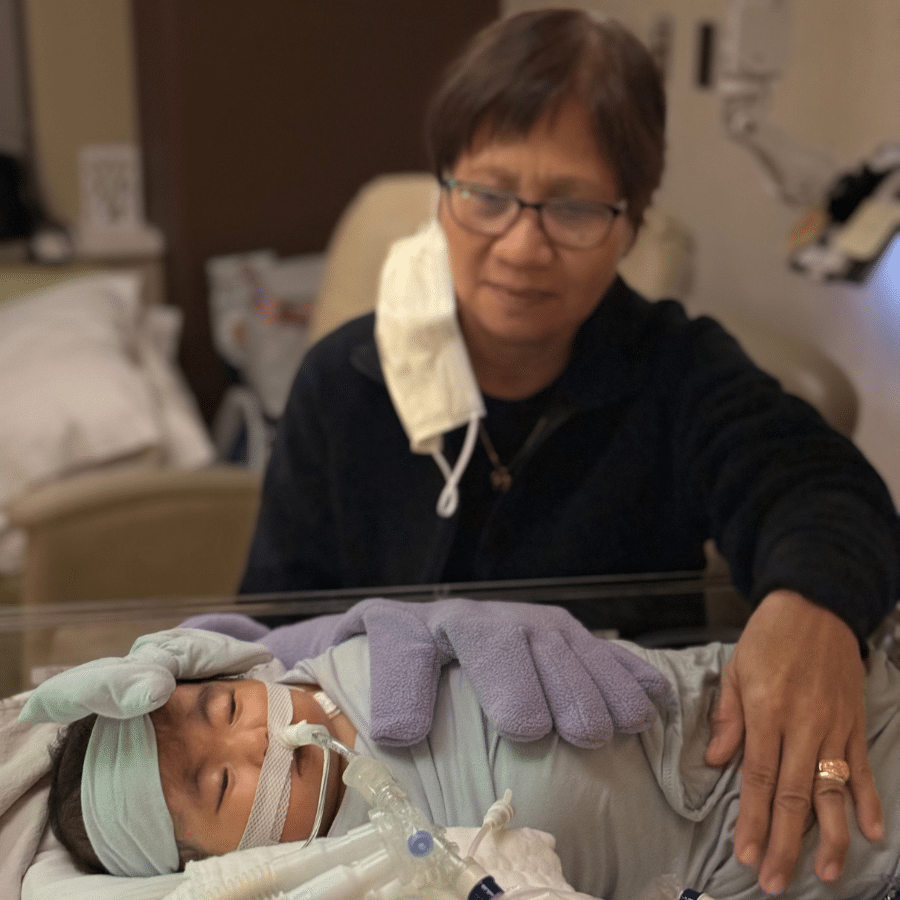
[440,178,627,250]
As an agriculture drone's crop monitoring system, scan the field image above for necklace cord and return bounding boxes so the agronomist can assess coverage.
[478,415,548,492]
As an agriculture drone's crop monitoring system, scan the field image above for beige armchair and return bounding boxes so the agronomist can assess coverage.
[7,464,261,685]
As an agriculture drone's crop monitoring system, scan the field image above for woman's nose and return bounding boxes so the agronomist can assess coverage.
[492,207,554,264]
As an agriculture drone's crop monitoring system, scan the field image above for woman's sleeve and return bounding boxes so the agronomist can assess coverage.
[668,312,899,641]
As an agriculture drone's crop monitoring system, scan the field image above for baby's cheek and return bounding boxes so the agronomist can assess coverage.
[279,758,306,843]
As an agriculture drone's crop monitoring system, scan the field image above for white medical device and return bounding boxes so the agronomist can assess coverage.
[719,0,900,281]
[196,720,508,900]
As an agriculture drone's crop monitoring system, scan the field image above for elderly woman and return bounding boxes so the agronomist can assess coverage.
[239,10,900,896]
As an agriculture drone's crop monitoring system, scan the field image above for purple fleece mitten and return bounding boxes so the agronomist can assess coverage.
[332,598,674,748]
[183,600,673,749]
[179,611,344,665]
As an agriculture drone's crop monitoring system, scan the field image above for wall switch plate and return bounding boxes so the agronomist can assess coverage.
[75,143,163,258]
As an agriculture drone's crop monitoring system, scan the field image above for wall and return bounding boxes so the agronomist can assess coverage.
[662,0,900,505]
[505,0,900,503]
[19,0,138,224]
[16,0,900,502]
[0,0,28,153]
[16,0,498,421]
[130,0,498,420]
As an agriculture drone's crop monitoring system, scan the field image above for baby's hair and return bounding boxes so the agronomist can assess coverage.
[47,714,105,874]
[47,712,209,874]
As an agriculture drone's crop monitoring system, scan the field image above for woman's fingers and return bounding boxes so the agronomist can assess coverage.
[846,721,883,844]
[708,590,878,895]
[704,661,746,767]
[730,704,784,872]
[812,753,852,883]
[742,719,828,894]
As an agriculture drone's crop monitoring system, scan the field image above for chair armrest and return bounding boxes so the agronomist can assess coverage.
[716,311,859,438]
[8,465,261,528]
[9,465,263,609]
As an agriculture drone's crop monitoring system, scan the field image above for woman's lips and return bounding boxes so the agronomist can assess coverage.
[487,282,555,302]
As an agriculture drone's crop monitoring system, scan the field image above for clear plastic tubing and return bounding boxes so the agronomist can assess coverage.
[282,849,394,900]
[271,825,384,894]
[205,824,384,900]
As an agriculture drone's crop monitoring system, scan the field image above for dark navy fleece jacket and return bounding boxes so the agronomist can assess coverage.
[240,278,899,641]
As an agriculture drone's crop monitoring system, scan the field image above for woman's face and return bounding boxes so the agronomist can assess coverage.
[150,679,351,858]
[439,96,634,358]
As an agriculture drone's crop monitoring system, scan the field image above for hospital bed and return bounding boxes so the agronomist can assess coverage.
[5,586,900,900]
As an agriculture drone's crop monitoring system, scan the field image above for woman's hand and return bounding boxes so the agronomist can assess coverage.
[704,589,883,895]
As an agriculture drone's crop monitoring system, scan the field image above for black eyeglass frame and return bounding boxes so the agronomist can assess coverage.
[440,177,628,249]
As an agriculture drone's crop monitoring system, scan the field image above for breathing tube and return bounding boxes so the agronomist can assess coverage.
[284,721,505,900]
[188,717,507,900]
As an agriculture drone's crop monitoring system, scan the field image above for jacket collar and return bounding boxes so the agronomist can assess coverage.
[351,276,652,411]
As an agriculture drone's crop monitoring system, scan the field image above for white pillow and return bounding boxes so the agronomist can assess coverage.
[0,271,162,506]
[135,303,216,469]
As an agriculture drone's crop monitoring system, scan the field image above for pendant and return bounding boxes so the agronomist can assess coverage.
[490,467,512,492]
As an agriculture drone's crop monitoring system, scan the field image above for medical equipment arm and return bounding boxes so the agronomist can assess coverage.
[718,0,900,280]
[718,0,837,208]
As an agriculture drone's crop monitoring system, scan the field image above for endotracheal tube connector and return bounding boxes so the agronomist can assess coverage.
[272,722,505,900]
[276,722,358,853]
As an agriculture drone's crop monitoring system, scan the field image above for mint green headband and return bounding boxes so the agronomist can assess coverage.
[20,628,274,876]
[82,712,177,876]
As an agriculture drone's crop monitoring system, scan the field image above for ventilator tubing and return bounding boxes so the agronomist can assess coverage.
[195,719,505,900]
[280,727,503,900]
[338,753,504,900]
[192,826,385,900]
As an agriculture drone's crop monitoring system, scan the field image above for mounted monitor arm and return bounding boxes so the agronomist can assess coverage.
[718,0,900,281]
[718,0,838,208]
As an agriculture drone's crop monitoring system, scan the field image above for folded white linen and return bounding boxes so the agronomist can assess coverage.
[0,690,61,900]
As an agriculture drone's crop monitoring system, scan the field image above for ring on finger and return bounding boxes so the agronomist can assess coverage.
[817,759,851,785]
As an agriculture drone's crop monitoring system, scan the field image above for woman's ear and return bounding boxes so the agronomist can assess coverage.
[617,217,639,261]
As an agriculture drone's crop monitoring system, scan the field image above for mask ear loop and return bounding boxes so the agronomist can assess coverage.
[431,415,480,518]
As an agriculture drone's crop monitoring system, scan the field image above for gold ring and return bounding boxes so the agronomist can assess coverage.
[817,759,850,785]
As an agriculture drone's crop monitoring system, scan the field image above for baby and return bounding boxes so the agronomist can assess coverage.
[27,623,900,900]
[46,676,358,873]
[26,597,673,881]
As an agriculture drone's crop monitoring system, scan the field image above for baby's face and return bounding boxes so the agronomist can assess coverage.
[150,679,350,858]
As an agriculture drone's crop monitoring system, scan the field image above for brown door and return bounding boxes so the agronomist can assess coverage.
[131,0,498,420]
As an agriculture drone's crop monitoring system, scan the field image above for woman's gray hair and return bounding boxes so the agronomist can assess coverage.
[425,9,666,227]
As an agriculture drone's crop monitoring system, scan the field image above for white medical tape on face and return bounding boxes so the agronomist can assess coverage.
[312,689,340,720]
[237,682,295,849]
[237,683,344,850]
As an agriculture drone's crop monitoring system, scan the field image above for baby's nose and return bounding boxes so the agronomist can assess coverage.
[226,724,269,764]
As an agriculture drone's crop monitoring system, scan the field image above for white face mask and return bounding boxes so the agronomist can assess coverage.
[375,219,484,517]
